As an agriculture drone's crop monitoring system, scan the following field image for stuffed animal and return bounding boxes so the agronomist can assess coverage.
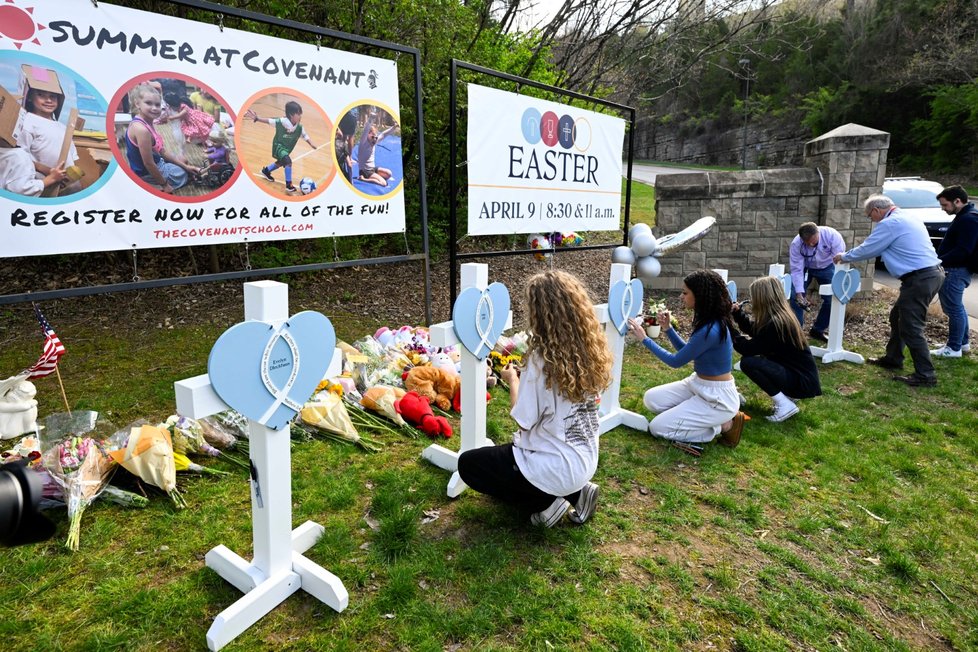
[484,359,497,388]
[394,391,452,439]
[403,365,460,411]
[430,352,458,376]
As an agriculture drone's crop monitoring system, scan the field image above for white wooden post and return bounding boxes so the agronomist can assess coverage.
[811,263,865,364]
[595,264,649,434]
[174,281,347,652]
[421,264,511,498]
[768,263,792,299]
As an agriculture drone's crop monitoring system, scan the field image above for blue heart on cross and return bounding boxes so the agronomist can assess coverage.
[452,283,510,360]
[726,280,738,303]
[831,268,860,304]
[208,311,336,430]
[608,278,643,335]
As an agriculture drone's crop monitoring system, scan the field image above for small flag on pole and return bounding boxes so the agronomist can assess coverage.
[24,304,66,380]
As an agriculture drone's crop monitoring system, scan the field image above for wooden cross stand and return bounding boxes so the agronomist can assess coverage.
[174,281,348,651]
[810,263,864,364]
[422,264,511,497]
[595,263,650,434]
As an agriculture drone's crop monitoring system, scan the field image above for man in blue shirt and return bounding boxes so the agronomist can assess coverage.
[931,185,978,358]
[789,222,847,342]
[834,194,944,387]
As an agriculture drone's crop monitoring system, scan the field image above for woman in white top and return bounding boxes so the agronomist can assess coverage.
[457,270,613,527]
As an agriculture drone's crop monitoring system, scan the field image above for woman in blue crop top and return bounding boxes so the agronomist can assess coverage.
[627,269,747,449]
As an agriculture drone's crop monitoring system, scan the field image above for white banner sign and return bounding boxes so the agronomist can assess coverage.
[0,0,405,258]
[466,84,624,236]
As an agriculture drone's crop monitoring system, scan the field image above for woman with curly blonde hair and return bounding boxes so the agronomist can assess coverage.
[458,270,613,527]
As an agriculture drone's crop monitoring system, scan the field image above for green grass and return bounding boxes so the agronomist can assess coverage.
[623,177,655,227]
[2,302,978,651]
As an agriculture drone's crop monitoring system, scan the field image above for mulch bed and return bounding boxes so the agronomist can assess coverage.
[0,248,955,352]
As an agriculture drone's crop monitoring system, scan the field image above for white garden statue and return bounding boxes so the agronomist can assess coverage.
[0,375,39,440]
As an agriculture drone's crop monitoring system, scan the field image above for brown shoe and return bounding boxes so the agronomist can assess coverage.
[719,411,747,448]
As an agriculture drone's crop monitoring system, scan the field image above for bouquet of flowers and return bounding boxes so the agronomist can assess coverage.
[162,414,248,471]
[107,423,185,509]
[39,412,115,550]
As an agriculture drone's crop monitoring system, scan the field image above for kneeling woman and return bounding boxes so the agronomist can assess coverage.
[457,271,613,528]
[732,276,821,422]
[627,269,746,449]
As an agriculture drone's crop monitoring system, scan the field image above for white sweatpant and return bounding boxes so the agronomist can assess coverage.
[643,373,739,443]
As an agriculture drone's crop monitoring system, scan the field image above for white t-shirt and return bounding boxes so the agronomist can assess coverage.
[20,113,77,171]
[511,353,600,497]
[0,147,43,196]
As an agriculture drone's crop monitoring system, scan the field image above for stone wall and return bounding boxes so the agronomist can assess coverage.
[648,124,890,293]
[633,116,808,169]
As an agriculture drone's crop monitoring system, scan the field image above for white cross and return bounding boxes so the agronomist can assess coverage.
[422,264,511,498]
[174,281,347,651]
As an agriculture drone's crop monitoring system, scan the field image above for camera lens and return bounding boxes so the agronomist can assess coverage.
[0,470,25,543]
[0,461,56,547]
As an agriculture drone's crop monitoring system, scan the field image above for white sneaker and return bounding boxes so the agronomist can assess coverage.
[930,346,962,358]
[530,498,572,527]
[766,402,799,422]
[568,483,599,525]
[962,344,971,353]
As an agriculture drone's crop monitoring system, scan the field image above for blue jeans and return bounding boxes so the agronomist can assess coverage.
[790,265,834,333]
[938,267,973,351]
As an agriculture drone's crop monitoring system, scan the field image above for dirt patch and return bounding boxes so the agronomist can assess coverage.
[0,249,964,353]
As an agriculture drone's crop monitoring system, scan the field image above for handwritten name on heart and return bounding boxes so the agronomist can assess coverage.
[608,278,643,335]
[452,283,510,360]
[208,311,335,430]
[832,268,860,305]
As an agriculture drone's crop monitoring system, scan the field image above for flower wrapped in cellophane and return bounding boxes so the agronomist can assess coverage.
[107,423,185,509]
[39,412,115,551]
[161,414,248,471]
[299,391,382,452]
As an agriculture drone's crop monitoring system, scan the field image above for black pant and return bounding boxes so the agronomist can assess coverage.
[457,443,581,513]
[740,356,800,397]
[884,268,944,381]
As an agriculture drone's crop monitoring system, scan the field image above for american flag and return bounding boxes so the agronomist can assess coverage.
[24,304,66,380]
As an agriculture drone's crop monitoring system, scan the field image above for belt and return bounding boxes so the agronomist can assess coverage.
[898,265,941,281]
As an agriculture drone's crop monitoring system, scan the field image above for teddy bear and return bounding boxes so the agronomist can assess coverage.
[394,391,452,439]
[403,365,460,411]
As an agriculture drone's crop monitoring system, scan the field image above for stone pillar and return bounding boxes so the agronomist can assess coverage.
[804,123,890,287]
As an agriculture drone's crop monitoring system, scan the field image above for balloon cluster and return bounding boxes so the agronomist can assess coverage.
[612,223,661,281]
[526,232,584,261]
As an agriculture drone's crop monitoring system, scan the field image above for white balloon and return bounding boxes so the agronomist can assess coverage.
[630,232,657,257]
[636,255,662,279]
[611,246,636,265]
[628,222,652,244]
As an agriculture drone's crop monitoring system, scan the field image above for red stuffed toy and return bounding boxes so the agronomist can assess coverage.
[395,391,452,439]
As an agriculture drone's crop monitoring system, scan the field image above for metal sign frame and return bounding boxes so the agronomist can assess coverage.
[448,59,636,304]
[0,0,433,324]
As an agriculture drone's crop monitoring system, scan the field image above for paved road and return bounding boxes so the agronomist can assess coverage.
[625,163,703,185]
[874,267,978,334]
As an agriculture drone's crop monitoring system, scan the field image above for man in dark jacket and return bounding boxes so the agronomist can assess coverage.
[932,185,978,358]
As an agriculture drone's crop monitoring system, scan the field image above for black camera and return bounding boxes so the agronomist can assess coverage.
[0,460,56,547]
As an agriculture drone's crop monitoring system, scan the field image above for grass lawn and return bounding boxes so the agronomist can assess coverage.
[1,295,977,651]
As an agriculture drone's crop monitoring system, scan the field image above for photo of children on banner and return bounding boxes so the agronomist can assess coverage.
[112,77,238,196]
[0,60,110,198]
[238,90,331,198]
[346,104,402,197]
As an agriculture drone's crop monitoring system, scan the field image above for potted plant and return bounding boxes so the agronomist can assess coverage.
[642,299,669,338]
